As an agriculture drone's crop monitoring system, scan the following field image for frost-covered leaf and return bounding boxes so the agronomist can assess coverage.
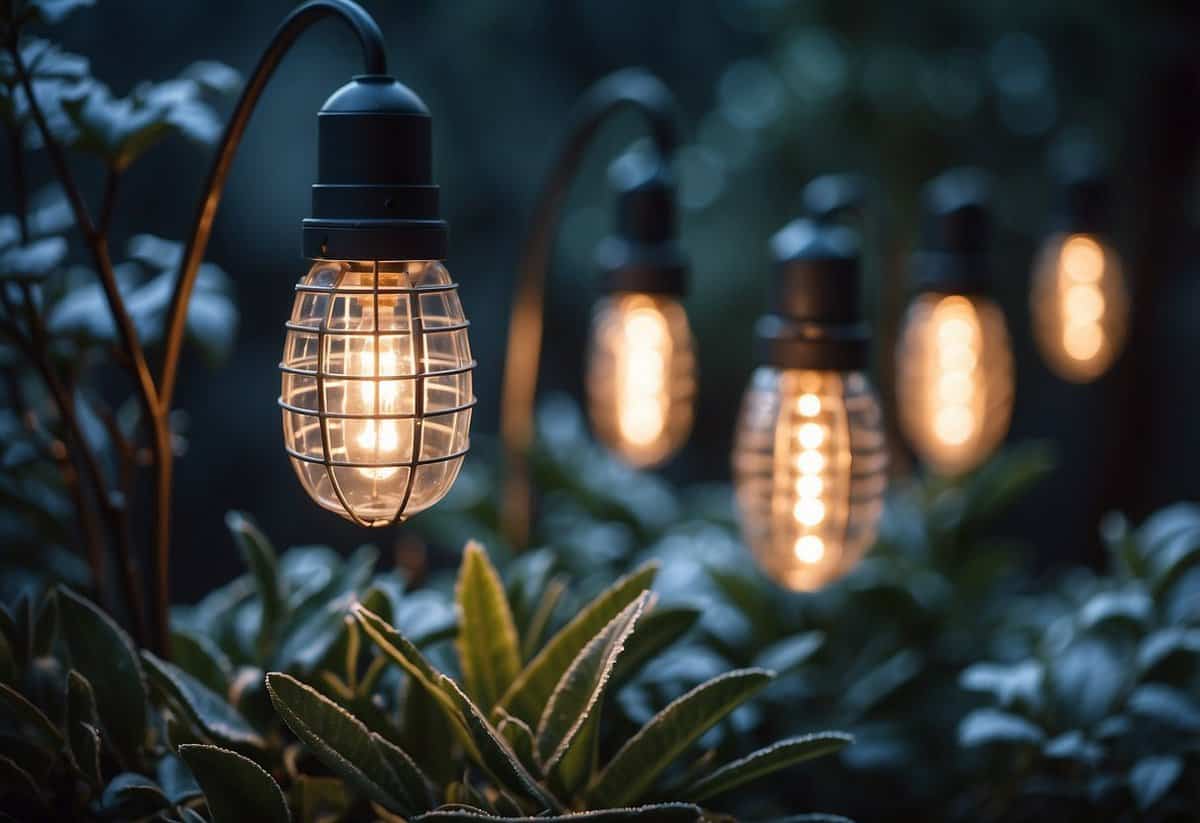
[413,806,703,823]
[959,660,1043,712]
[683,731,853,801]
[179,744,290,823]
[958,708,1045,748]
[585,668,773,806]
[142,651,265,750]
[456,541,521,713]
[0,236,66,279]
[56,586,147,763]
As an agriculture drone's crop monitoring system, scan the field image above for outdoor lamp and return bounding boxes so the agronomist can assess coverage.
[732,215,888,591]
[279,77,472,527]
[896,169,1013,477]
[499,69,689,547]
[586,153,695,468]
[1030,165,1127,383]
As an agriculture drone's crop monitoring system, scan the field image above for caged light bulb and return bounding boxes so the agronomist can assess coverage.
[1030,234,1127,383]
[895,292,1013,476]
[732,217,887,591]
[280,261,474,526]
[586,292,696,468]
[733,368,887,591]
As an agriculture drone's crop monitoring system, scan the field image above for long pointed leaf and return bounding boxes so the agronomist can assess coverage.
[536,593,650,776]
[412,804,702,822]
[585,668,774,806]
[0,681,61,750]
[65,671,102,786]
[609,606,700,688]
[500,561,658,723]
[142,651,265,750]
[265,672,416,814]
[225,511,284,661]
[439,674,557,810]
[456,541,522,712]
[55,587,147,764]
[683,732,853,801]
[179,744,290,823]
[371,732,434,812]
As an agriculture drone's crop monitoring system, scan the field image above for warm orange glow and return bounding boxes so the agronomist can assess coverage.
[1031,233,1127,382]
[733,369,887,591]
[896,293,1013,476]
[280,261,473,526]
[586,293,696,468]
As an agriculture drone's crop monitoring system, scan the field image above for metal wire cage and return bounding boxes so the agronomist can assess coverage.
[280,260,474,526]
[733,368,887,591]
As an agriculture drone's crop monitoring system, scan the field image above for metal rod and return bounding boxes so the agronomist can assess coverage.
[497,68,681,549]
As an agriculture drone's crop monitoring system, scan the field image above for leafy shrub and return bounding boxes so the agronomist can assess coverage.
[0,512,851,821]
[956,504,1200,822]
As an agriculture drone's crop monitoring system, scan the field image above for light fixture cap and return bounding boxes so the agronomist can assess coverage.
[595,152,687,295]
[755,218,869,370]
[302,75,447,261]
[911,166,991,294]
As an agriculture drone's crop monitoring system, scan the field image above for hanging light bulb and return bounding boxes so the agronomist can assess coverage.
[586,152,695,468]
[896,168,1012,476]
[279,76,473,526]
[1030,165,1127,382]
[733,218,887,591]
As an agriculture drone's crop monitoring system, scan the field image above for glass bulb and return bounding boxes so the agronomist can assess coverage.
[280,260,474,526]
[732,368,887,591]
[586,292,696,468]
[1030,233,1127,383]
[895,292,1012,476]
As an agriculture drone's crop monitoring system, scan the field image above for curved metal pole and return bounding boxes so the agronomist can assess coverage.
[148,0,387,656]
[498,68,681,549]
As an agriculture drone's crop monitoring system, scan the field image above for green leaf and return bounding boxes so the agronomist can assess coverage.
[500,561,659,723]
[65,670,102,786]
[959,661,1044,713]
[371,732,434,812]
[585,668,774,806]
[352,603,463,727]
[610,606,701,688]
[142,651,265,750]
[456,541,522,713]
[225,512,284,662]
[170,629,233,695]
[55,586,147,763]
[0,681,61,751]
[521,575,567,662]
[752,631,824,677]
[496,708,538,774]
[264,672,418,814]
[157,752,202,804]
[682,732,853,801]
[958,708,1046,748]
[1129,755,1183,811]
[1127,684,1200,732]
[412,804,703,822]
[439,674,557,810]
[179,743,290,823]
[99,772,169,818]
[536,592,650,775]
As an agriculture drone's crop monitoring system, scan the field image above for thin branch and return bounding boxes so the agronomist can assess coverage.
[97,168,120,235]
[10,39,165,653]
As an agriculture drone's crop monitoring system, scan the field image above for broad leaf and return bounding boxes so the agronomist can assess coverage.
[265,672,418,813]
[99,772,169,818]
[585,668,773,806]
[179,744,290,823]
[55,587,147,763]
[142,651,265,750]
[1129,755,1183,811]
[959,661,1044,712]
[157,752,202,804]
[439,674,557,810]
[226,511,284,661]
[958,708,1045,748]
[170,628,234,695]
[536,593,649,777]
[457,541,522,712]
[500,561,658,723]
[683,732,853,801]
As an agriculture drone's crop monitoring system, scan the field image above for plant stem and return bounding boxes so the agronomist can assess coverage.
[9,41,166,652]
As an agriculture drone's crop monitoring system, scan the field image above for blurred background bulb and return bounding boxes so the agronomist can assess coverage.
[733,368,887,591]
[896,292,1013,476]
[280,260,474,526]
[586,292,696,468]
[1031,233,1127,382]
